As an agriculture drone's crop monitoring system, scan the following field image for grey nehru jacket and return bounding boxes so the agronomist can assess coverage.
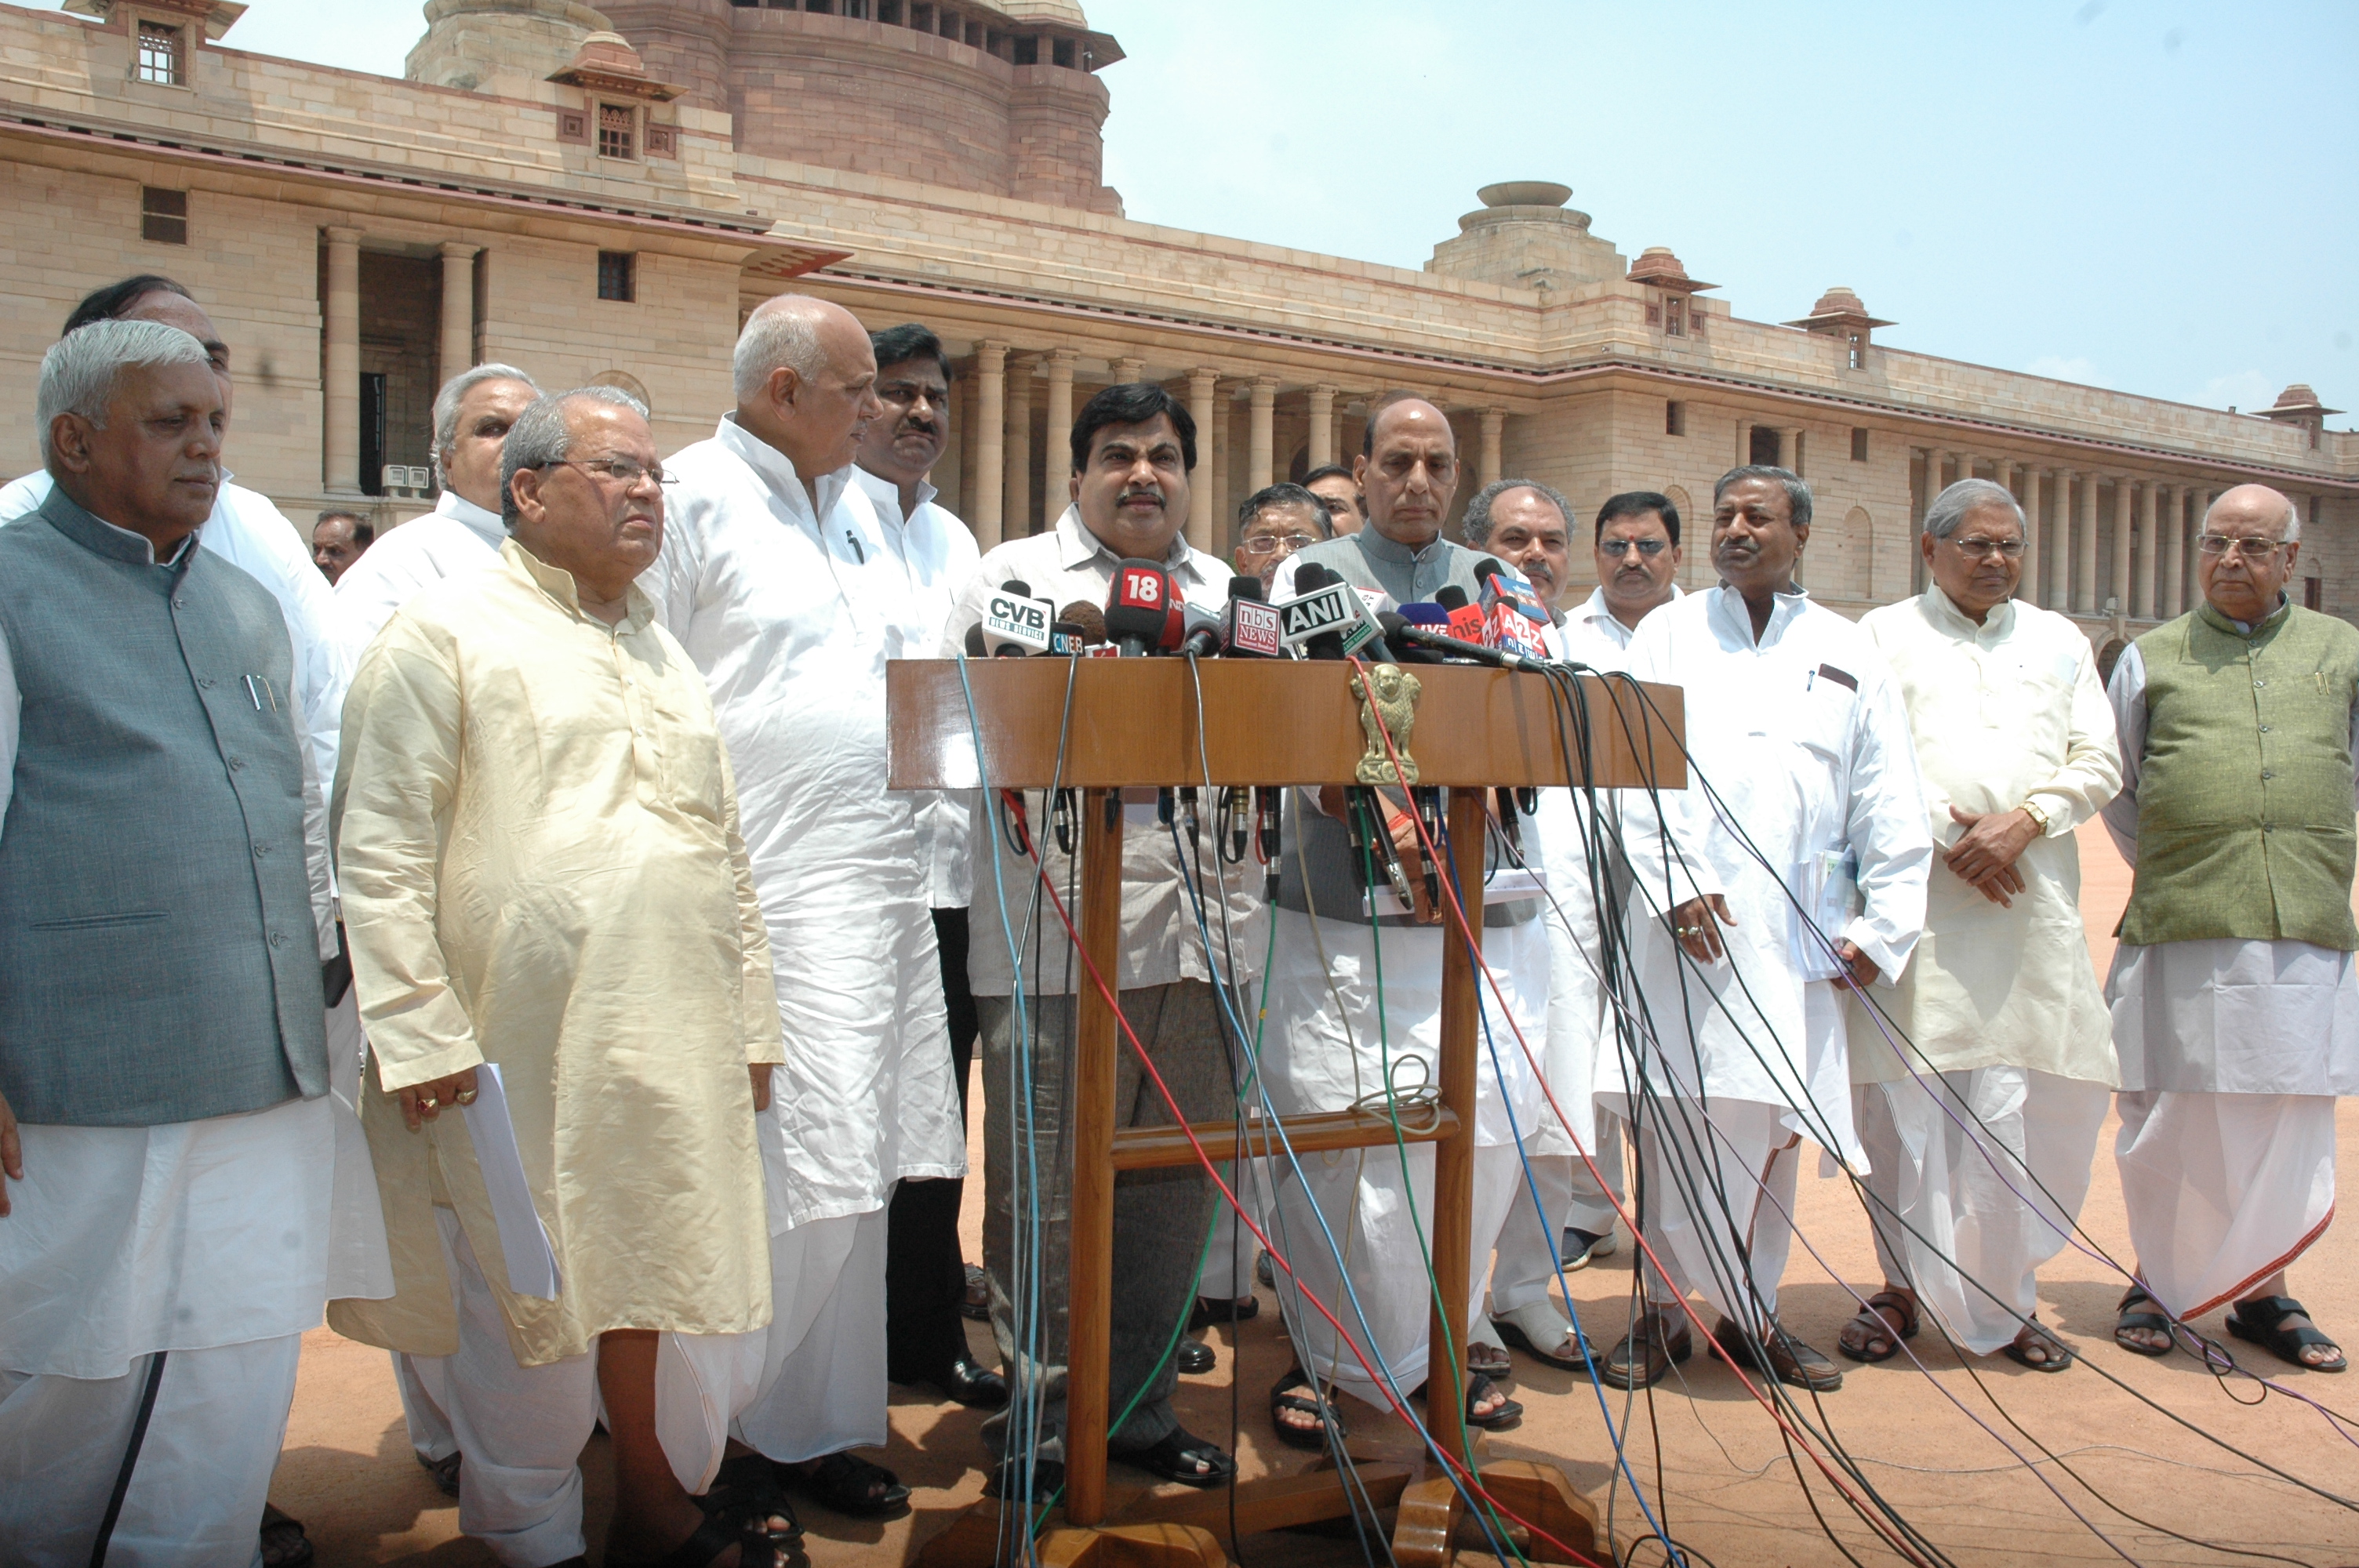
[0,489,326,1127]
[1289,525,1490,607]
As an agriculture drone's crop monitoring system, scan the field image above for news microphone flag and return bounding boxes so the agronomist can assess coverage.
[980,579,1055,655]
[1103,558,1174,655]
[1434,585,1487,644]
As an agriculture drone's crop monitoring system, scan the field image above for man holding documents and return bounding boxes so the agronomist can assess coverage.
[332,387,788,1568]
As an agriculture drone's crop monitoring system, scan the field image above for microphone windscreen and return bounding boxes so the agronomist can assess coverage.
[1060,601,1109,645]
[1228,574,1265,602]
[1473,557,1503,584]
[1001,579,1033,597]
[1435,585,1470,611]
[1398,601,1448,626]
[1292,561,1336,592]
[962,624,987,657]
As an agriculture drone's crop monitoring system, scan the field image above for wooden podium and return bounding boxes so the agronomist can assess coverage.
[887,658,1684,1568]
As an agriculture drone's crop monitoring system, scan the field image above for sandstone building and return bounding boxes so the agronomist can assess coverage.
[0,0,2349,634]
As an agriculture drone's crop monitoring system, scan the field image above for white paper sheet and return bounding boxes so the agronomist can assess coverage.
[460,1063,562,1300]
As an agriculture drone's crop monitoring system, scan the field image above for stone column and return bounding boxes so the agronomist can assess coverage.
[2157,484,2183,620]
[2132,481,2159,619]
[1113,357,1146,385]
[2070,472,2097,616]
[437,241,477,389]
[2043,470,2068,611]
[2018,464,2043,605]
[1042,349,1075,492]
[1003,354,1034,537]
[1209,390,1231,554]
[1248,376,1278,493]
[1478,408,1506,488]
[2109,478,2133,617]
[1307,384,1336,470]
[972,341,1006,550]
[1186,368,1219,551]
[1915,449,1945,592]
[322,227,364,495]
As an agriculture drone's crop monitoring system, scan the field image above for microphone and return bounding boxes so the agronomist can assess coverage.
[1379,611,1553,673]
[1049,619,1087,655]
[963,623,987,658]
[1223,574,1285,658]
[1104,559,1176,656]
[980,578,1055,655]
[1475,559,1550,659]
[1278,562,1385,659]
[1376,606,1449,664]
[1177,601,1223,658]
[1434,584,1488,645]
[1059,601,1109,649]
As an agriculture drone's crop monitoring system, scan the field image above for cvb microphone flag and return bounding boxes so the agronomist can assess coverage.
[1103,559,1176,655]
[980,578,1056,655]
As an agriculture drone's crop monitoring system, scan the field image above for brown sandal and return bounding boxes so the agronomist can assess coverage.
[1600,1308,1693,1390]
[1837,1289,1919,1364]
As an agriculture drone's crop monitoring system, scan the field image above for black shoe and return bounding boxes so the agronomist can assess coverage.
[1188,1294,1261,1332]
[897,1354,1007,1409]
[960,1261,991,1323]
[984,1453,1064,1503]
[1176,1336,1216,1375]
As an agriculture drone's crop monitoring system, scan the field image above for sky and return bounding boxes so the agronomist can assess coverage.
[38,0,2354,423]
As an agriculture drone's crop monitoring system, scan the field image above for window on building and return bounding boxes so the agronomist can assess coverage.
[140,187,188,245]
[1845,331,1865,370]
[1013,34,1038,65]
[880,0,903,20]
[1665,401,1685,438]
[1851,426,1870,463]
[1663,296,1686,337]
[1052,37,1075,67]
[2306,577,2324,611]
[598,103,635,161]
[597,251,636,303]
[1749,425,1781,466]
[136,20,183,85]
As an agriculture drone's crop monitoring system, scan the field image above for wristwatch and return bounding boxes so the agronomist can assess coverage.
[2016,798,2052,836]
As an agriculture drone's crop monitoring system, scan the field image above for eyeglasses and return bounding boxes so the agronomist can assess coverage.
[1598,538,1669,558]
[1946,535,2026,560]
[2197,534,2286,560]
[540,456,675,488]
[1239,532,1318,557]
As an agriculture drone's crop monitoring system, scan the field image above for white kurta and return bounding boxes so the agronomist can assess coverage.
[335,488,506,647]
[1613,585,1932,1173]
[852,466,980,912]
[2100,638,2357,1315]
[649,417,965,1234]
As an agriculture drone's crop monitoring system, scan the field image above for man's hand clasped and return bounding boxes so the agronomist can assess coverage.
[1946,804,2039,908]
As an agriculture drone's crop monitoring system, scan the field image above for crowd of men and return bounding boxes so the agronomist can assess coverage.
[0,272,2351,1568]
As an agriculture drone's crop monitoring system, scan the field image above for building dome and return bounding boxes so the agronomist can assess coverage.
[998,0,1091,24]
[1627,245,1714,292]
[405,0,611,92]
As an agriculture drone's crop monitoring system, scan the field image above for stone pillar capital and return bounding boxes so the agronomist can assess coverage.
[438,240,480,260]
[975,340,1009,370]
[324,225,365,245]
[1043,347,1076,375]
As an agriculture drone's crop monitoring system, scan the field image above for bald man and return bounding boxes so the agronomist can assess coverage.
[2103,483,2357,1374]
[645,295,965,1515]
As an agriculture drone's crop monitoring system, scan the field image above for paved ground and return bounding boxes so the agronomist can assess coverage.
[275,823,2359,1566]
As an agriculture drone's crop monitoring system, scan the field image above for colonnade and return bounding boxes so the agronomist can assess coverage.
[318,227,482,497]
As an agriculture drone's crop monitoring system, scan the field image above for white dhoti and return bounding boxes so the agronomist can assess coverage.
[1855,1067,2110,1354]
[2106,936,2355,1319]
[734,1207,890,1463]
[1488,1127,1627,1318]
[0,1094,333,1568]
[1629,1098,1800,1324]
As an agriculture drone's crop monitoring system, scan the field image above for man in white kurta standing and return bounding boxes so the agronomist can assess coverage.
[1607,465,1931,1392]
[1841,478,2121,1374]
[850,323,1001,1413]
[2103,482,2355,1373]
[336,362,540,646]
[1470,485,1684,1374]
[1259,399,1543,1445]
[650,295,966,1515]
[0,321,334,1567]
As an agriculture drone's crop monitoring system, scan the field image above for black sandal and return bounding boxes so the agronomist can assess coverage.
[983,1453,1063,1503]
[1269,1367,1347,1452]
[1110,1425,1236,1489]
[1837,1290,1919,1364]
[259,1503,314,1568]
[418,1450,461,1497]
[2001,1318,2074,1374]
[1190,1294,1260,1331]
[608,1511,782,1568]
[1412,1372,1523,1431]
[2114,1286,2175,1357]
[2227,1295,2348,1373]
[696,1454,803,1542]
[785,1451,911,1519]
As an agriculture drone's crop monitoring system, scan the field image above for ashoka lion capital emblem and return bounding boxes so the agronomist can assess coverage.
[1354,662,1421,786]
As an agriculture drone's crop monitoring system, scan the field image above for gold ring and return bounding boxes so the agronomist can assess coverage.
[420,1097,438,1111]
[455,1089,478,1105]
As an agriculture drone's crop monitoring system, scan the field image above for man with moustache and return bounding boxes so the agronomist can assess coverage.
[1232,481,1331,591]
[1605,466,1931,1392]
[311,510,373,585]
[1303,463,1365,536]
[648,296,965,1519]
[1459,476,1574,612]
[849,324,999,1413]
[1260,401,1547,1443]
[336,363,540,644]
[940,382,1261,1496]
[1842,479,2120,1374]
[2103,483,2357,1372]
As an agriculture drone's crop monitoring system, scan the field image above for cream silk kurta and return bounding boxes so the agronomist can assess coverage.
[1849,586,2121,1086]
[329,539,783,1367]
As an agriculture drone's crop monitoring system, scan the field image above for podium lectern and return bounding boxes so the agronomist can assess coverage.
[888,658,1685,1568]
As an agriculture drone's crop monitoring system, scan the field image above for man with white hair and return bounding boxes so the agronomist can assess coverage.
[647,295,965,1517]
[2104,482,2357,1373]
[336,361,540,644]
[0,320,335,1564]
[1840,478,2121,1374]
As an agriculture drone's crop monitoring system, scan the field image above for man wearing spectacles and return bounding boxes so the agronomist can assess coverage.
[1839,478,2122,1375]
[1230,481,1330,590]
[2101,482,2357,1374]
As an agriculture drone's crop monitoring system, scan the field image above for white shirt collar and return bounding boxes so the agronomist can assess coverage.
[714,414,850,522]
[1050,503,1212,584]
[1576,583,1683,648]
[853,463,936,528]
[1708,580,1810,648]
[434,488,507,546]
[1920,579,2016,644]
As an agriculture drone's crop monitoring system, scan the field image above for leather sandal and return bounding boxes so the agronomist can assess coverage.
[1601,1308,1692,1389]
[606,1511,782,1568]
[1110,1426,1236,1489]
[2227,1295,2347,1373]
[1837,1289,1919,1363]
[783,1452,910,1519]
[1269,1366,1347,1452]
[1466,1319,1512,1378]
[1710,1316,1844,1391]
[2001,1317,2074,1373]
[1492,1300,1587,1371]
[1190,1293,1260,1331]
[2113,1286,2175,1357]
